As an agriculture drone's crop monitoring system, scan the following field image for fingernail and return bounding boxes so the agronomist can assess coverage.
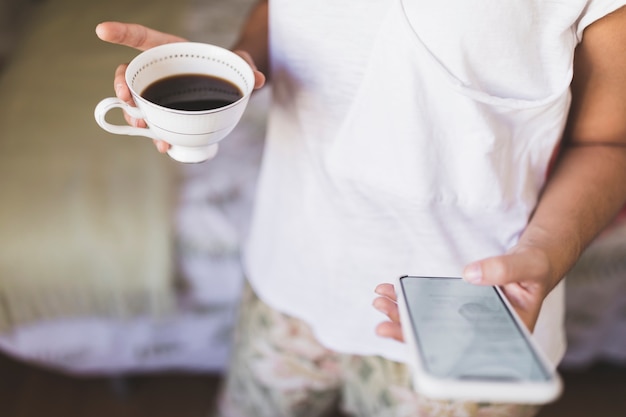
[115,84,125,97]
[463,263,483,283]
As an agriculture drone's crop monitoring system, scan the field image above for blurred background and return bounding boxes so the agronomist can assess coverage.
[0,0,624,416]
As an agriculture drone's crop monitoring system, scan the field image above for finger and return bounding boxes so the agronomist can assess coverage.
[374,283,397,302]
[96,22,186,51]
[372,296,400,323]
[501,287,541,332]
[233,50,266,89]
[462,248,550,287]
[253,70,267,90]
[153,139,171,153]
[375,321,404,343]
[114,64,149,129]
[123,112,147,129]
[114,64,132,102]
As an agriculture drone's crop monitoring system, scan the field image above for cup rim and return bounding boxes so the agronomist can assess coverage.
[125,42,255,115]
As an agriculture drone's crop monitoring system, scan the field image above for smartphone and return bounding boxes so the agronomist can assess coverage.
[396,275,562,404]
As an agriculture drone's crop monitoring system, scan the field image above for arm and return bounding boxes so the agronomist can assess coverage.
[232,0,269,79]
[374,6,626,340]
[465,5,626,330]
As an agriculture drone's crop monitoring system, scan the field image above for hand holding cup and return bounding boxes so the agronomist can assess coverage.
[94,23,264,163]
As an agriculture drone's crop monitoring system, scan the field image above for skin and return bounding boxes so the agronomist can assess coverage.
[97,2,626,344]
[375,5,626,342]
[95,6,267,153]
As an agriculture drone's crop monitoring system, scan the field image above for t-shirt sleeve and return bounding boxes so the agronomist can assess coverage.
[576,1,626,41]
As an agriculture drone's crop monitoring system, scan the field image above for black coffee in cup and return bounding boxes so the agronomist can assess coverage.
[141,74,243,111]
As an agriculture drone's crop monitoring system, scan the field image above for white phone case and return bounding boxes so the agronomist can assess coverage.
[395,275,562,404]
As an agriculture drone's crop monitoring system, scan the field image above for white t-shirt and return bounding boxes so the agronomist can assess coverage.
[243,0,626,365]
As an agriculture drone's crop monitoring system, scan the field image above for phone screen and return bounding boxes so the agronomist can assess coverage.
[400,276,551,382]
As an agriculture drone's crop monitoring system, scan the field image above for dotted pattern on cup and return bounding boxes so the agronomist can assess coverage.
[130,53,250,94]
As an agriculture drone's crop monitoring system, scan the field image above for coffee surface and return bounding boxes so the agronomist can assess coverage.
[141,74,243,111]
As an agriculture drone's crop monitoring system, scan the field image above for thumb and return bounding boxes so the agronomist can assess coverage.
[462,248,554,332]
[462,248,549,287]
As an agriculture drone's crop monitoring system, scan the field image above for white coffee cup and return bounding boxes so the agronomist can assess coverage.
[94,42,255,163]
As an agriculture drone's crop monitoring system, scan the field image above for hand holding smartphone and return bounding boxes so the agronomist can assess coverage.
[396,275,562,404]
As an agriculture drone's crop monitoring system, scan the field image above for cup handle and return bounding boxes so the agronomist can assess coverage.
[94,97,159,139]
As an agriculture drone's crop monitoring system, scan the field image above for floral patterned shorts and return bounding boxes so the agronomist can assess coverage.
[214,282,540,417]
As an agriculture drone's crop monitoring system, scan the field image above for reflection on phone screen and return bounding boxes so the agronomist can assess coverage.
[401,277,550,381]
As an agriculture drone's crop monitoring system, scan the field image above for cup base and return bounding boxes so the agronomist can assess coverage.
[167,144,219,163]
